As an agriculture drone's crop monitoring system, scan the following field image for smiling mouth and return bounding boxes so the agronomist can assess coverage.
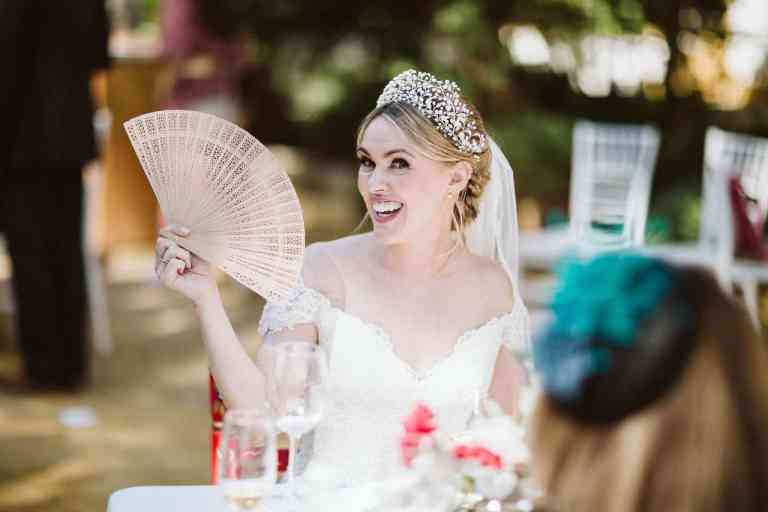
[372,201,403,223]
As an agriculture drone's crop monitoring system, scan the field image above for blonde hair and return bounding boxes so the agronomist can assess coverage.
[529,269,768,511]
[355,101,491,231]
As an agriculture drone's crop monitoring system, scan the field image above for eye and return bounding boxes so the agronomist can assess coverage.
[391,158,410,170]
[357,156,374,172]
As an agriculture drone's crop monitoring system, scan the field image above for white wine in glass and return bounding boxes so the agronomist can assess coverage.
[272,341,328,487]
[218,408,277,511]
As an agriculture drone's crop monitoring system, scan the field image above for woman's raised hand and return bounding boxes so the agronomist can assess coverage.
[155,225,217,304]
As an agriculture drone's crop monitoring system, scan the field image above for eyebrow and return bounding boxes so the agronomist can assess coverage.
[356,147,415,158]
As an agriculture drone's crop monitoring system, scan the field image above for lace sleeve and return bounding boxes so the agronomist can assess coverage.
[500,302,531,354]
[257,283,331,336]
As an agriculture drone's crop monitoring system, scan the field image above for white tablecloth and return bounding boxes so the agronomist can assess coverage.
[107,486,224,512]
[106,483,388,512]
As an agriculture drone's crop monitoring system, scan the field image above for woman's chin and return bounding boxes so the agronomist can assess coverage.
[370,210,405,241]
[371,226,400,244]
[370,221,406,245]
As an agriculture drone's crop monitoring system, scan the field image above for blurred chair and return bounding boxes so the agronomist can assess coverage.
[520,120,661,304]
[644,127,768,327]
[0,167,113,356]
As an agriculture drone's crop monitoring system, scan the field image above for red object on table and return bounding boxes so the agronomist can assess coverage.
[209,373,289,483]
[729,176,768,261]
[209,374,225,483]
[277,448,289,472]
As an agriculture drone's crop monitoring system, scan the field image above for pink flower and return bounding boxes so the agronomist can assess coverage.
[453,445,503,470]
[401,403,437,466]
[404,403,437,435]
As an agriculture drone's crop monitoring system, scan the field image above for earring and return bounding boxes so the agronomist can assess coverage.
[448,191,454,199]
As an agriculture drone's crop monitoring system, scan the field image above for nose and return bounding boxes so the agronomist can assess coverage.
[367,167,388,194]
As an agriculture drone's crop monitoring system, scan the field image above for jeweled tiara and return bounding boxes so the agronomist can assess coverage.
[376,69,488,156]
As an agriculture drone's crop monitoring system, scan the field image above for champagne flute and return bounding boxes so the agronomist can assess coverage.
[217,408,278,511]
[271,341,328,488]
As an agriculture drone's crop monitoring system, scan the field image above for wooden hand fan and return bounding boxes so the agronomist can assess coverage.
[124,110,305,304]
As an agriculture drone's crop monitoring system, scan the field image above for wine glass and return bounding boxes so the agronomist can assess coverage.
[271,341,328,487]
[217,407,278,511]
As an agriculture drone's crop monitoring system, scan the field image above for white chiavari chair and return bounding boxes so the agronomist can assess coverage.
[520,120,661,304]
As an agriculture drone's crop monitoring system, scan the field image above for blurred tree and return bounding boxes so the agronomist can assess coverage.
[193,0,768,240]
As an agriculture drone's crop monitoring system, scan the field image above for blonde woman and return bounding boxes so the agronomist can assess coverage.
[529,254,768,511]
[154,70,529,486]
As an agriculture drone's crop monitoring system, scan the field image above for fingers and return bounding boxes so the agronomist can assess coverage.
[155,237,173,259]
[176,247,192,269]
[160,244,191,269]
[155,249,192,278]
[155,232,192,270]
[154,249,172,278]
[159,257,185,287]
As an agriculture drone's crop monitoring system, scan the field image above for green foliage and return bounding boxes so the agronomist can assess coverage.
[648,187,702,242]
[433,1,482,33]
[191,0,755,241]
[489,112,573,199]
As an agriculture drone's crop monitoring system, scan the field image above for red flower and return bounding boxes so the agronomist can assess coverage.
[453,445,503,470]
[401,403,437,466]
[404,403,437,435]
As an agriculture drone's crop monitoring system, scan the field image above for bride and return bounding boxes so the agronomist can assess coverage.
[154,70,530,486]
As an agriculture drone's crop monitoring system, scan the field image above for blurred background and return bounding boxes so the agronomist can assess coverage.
[1,0,766,510]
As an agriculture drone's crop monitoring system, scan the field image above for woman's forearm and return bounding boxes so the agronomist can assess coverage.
[196,290,266,409]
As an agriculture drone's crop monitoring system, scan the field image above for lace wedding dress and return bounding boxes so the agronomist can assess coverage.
[258,283,529,489]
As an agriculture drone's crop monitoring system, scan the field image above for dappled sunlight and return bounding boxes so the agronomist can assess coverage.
[573,34,669,97]
[506,26,551,67]
[500,23,670,98]
[498,0,768,107]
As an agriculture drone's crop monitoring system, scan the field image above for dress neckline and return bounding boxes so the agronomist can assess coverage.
[328,300,524,381]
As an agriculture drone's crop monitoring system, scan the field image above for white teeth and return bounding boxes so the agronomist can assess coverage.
[373,201,403,213]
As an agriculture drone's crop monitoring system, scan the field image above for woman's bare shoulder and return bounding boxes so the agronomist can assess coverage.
[462,252,517,313]
[301,233,373,306]
[314,233,375,265]
[301,242,346,308]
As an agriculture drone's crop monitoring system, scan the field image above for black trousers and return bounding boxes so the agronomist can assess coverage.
[1,172,88,387]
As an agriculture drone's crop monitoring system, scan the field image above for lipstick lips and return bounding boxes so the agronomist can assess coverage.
[373,208,401,223]
[371,198,404,224]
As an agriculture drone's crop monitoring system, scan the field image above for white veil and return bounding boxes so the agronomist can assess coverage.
[464,137,521,292]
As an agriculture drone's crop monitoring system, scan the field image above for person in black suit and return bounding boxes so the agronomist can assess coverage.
[0,0,110,389]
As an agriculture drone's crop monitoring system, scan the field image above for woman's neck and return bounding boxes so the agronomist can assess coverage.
[376,228,461,279]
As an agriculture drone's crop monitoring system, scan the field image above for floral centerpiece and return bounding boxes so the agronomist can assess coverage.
[378,402,531,511]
